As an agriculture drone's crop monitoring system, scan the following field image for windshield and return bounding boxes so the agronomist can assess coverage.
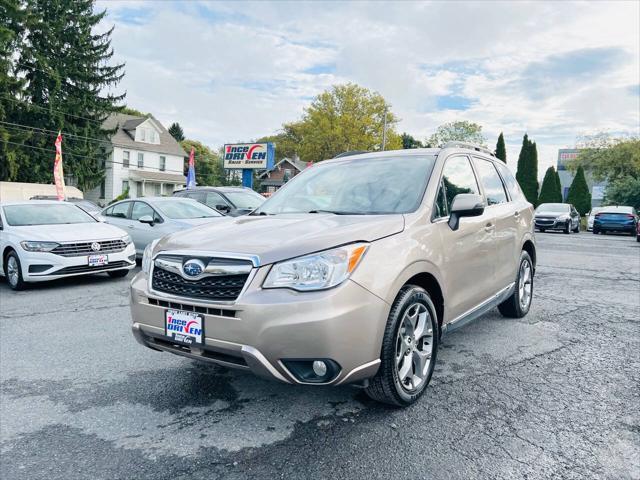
[224,191,265,209]
[3,203,97,226]
[155,200,222,219]
[256,155,437,215]
[72,200,101,214]
[536,203,569,214]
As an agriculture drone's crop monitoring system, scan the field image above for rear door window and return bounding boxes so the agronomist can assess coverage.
[107,202,131,219]
[494,162,522,201]
[474,158,508,205]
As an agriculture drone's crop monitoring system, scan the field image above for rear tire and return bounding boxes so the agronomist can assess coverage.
[107,269,130,278]
[498,251,533,319]
[593,228,599,235]
[4,251,26,291]
[365,285,439,407]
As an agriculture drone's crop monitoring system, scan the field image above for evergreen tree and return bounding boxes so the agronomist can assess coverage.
[515,134,539,206]
[538,166,562,204]
[0,0,30,181]
[495,132,506,163]
[6,0,124,191]
[168,122,185,142]
[554,168,563,201]
[566,166,591,215]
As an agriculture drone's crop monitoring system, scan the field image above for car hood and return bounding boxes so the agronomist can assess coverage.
[174,217,224,227]
[155,213,405,265]
[12,222,128,242]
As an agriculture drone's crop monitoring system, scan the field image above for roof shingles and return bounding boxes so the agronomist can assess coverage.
[103,113,187,157]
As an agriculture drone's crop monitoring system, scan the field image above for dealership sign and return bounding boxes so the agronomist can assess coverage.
[223,143,275,170]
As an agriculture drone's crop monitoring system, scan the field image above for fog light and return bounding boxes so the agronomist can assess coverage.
[312,360,327,377]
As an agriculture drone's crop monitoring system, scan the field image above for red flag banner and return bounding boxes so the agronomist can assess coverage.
[53,132,66,201]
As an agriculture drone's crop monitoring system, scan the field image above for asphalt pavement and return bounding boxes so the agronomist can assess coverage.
[1,232,639,480]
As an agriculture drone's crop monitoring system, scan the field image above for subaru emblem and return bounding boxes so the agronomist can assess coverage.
[182,259,205,278]
[91,242,101,252]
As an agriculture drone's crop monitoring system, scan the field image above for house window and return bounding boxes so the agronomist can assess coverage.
[122,180,129,194]
[140,129,146,142]
[123,151,130,168]
[154,183,161,195]
[138,153,144,168]
[136,182,143,197]
[160,156,166,172]
[284,169,293,182]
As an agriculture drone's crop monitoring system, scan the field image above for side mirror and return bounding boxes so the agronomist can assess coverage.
[216,204,230,213]
[448,194,485,231]
[139,215,154,226]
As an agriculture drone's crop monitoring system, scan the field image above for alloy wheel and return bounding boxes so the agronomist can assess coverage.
[518,259,532,310]
[395,302,434,392]
[7,256,19,287]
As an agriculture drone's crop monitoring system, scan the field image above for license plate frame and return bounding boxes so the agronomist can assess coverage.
[88,254,109,267]
[165,309,204,346]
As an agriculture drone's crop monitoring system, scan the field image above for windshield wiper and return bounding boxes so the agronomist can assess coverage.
[308,210,366,215]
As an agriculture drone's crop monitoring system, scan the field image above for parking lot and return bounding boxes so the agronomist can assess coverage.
[1,232,638,480]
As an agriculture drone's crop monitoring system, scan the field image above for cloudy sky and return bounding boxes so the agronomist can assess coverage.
[97,0,639,176]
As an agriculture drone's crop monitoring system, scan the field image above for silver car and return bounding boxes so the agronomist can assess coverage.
[102,197,223,257]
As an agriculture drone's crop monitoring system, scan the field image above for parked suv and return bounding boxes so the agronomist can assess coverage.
[173,186,264,216]
[130,143,536,406]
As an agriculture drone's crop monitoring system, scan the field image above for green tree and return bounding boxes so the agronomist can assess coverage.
[566,166,591,215]
[537,166,562,204]
[426,120,486,147]
[120,106,147,117]
[180,139,228,186]
[169,122,185,142]
[604,176,640,210]
[5,0,124,192]
[515,134,539,206]
[276,83,401,161]
[0,0,30,181]
[555,168,563,200]
[495,132,506,162]
[401,133,423,149]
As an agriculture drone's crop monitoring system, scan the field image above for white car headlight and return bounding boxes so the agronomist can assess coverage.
[142,240,159,275]
[558,213,570,220]
[121,234,133,245]
[263,243,369,291]
[20,241,59,252]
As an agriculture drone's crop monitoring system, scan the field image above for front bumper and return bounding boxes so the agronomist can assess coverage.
[129,268,388,386]
[535,218,569,230]
[21,243,136,282]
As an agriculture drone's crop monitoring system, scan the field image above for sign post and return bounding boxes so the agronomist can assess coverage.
[223,142,275,189]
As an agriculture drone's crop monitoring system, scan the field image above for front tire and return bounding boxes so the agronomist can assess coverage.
[498,251,533,318]
[107,269,130,278]
[4,251,26,291]
[365,285,439,407]
[564,222,571,234]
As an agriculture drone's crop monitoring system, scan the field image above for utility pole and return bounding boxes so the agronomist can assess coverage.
[382,107,388,151]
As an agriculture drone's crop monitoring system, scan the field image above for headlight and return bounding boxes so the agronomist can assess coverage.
[263,243,368,291]
[121,234,132,245]
[142,240,159,275]
[20,241,59,252]
[558,214,570,220]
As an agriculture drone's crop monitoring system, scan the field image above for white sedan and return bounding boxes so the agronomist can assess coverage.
[0,200,136,290]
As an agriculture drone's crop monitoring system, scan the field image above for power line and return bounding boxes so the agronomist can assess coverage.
[1,94,105,125]
[3,140,187,175]
[0,120,114,146]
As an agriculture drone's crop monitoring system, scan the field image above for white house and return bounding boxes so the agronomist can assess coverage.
[85,113,187,204]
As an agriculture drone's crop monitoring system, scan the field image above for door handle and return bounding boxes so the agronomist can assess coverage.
[514,211,520,217]
[484,223,494,232]
[127,225,134,229]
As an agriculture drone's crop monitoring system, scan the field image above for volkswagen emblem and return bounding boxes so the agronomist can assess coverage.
[182,259,205,278]
[91,242,101,252]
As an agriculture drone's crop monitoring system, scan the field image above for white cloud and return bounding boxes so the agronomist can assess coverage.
[98,0,639,177]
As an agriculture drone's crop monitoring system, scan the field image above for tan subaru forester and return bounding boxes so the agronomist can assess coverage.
[130,142,535,406]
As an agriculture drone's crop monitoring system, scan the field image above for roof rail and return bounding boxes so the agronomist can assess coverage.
[442,141,495,157]
[333,150,369,159]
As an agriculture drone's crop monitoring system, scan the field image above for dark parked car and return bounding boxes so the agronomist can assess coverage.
[593,206,638,236]
[173,187,265,216]
[534,203,580,233]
